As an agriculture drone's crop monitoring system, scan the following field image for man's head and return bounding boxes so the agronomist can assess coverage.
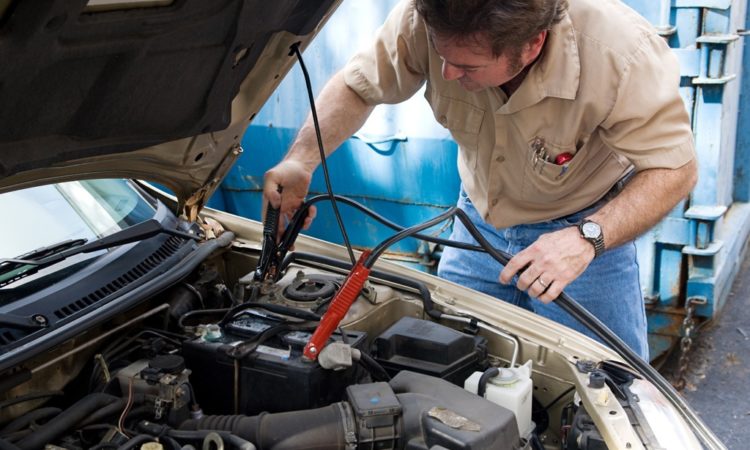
[415,0,568,91]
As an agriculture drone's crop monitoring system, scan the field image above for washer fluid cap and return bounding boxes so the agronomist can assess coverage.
[489,368,520,386]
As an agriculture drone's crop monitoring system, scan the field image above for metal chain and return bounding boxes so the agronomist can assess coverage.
[674,296,706,390]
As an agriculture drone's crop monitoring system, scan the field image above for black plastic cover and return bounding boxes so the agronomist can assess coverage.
[372,317,488,385]
[567,405,607,450]
[390,371,522,450]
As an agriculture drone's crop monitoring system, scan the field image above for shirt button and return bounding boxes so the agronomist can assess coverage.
[495,155,505,163]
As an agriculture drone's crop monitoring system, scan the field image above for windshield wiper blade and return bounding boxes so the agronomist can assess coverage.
[0,239,89,285]
[13,238,89,262]
[0,219,200,286]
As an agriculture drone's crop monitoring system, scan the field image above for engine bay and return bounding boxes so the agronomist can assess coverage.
[0,227,677,450]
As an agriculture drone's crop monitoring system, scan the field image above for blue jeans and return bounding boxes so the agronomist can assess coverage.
[437,189,649,359]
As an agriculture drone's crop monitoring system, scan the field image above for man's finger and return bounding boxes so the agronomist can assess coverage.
[302,205,317,230]
[499,252,533,284]
[538,282,564,304]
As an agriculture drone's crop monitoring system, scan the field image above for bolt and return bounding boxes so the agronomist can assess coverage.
[309,345,317,354]
[588,371,606,389]
[575,360,597,373]
[32,315,48,326]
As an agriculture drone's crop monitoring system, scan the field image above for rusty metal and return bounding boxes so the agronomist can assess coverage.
[674,296,708,390]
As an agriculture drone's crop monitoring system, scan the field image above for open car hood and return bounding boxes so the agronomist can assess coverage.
[0,0,340,217]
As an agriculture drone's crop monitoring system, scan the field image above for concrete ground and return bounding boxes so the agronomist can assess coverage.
[660,255,750,449]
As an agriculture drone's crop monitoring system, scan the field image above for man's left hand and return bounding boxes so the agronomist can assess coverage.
[498,227,595,303]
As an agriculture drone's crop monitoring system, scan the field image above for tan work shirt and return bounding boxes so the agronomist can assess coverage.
[343,0,695,228]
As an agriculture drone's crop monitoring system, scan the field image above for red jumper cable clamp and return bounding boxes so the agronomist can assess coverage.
[303,250,372,360]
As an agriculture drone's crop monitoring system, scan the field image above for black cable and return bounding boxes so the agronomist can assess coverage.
[445,208,717,446]
[365,207,458,267]
[180,282,205,309]
[280,251,442,319]
[534,386,575,414]
[290,43,356,265]
[270,177,715,445]
[358,352,391,382]
[282,194,483,254]
[222,302,321,327]
[177,308,228,330]
[228,322,317,359]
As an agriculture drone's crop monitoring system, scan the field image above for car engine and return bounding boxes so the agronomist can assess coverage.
[0,224,663,450]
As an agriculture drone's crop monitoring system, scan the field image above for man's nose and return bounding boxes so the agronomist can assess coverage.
[441,61,463,81]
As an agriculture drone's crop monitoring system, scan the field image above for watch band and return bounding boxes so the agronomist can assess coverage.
[578,220,605,258]
[590,234,605,258]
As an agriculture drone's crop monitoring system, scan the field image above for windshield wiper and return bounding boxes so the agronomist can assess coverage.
[15,238,89,262]
[0,239,89,287]
[0,219,200,287]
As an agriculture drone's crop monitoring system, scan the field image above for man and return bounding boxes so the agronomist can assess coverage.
[262,0,697,359]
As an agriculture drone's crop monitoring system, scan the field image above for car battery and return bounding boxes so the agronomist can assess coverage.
[182,309,366,415]
[371,316,488,385]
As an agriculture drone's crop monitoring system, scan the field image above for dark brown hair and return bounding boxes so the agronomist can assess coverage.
[415,0,568,57]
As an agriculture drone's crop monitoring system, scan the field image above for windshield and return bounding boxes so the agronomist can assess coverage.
[0,179,156,258]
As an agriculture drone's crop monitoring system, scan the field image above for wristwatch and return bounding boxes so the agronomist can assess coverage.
[578,220,605,258]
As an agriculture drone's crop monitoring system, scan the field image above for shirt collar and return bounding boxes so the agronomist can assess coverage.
[497,11,580,114]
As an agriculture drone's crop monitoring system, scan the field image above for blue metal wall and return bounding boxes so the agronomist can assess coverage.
[213,0,459,269]
[215,0,750,361]
[622,0,750,360]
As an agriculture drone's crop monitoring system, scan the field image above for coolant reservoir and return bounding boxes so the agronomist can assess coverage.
[464,360,533,437]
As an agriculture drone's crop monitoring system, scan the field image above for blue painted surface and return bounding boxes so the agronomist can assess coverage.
[221,0,459,265]
[217,0,750,360]
[736,3,750,203]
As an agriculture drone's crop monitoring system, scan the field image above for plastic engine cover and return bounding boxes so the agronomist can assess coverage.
[372,316,488,384]
[390,371,523,450]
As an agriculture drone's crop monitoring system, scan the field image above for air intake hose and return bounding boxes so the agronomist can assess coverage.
[180,403,354,450]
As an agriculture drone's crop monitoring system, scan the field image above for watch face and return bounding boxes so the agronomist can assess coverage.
[581,221,601,238]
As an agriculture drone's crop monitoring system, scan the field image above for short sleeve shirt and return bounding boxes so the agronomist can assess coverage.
[342,0,696,229]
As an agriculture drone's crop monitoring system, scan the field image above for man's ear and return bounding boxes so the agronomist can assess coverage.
[521,30,548,66]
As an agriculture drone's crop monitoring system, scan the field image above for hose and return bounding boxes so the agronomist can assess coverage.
[180,403,349,450]
[0,438,20,450]
[0,407,61,435]
[79,395,147,427]
[138,421,256,450]
[115,434,154,450]
[0,391,63,410]
[15,393,121,450]
[477,367,500,398]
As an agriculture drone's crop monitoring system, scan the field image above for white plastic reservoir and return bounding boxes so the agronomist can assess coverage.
[464,359,533,437]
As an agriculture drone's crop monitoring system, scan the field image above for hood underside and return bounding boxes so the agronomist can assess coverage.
[0,0,340,211]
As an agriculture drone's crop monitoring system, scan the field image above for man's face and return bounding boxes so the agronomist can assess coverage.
[431,33,533,92]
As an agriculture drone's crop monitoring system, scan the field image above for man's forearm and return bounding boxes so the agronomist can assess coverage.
[587,159,698,250]
[286,70,375,171]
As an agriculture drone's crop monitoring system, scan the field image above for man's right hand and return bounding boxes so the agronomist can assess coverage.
[262,159,317,237]
[261,70,375,237]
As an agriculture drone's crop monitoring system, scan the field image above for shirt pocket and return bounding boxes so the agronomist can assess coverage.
[428,92,484,170]
[521,134,591,202]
